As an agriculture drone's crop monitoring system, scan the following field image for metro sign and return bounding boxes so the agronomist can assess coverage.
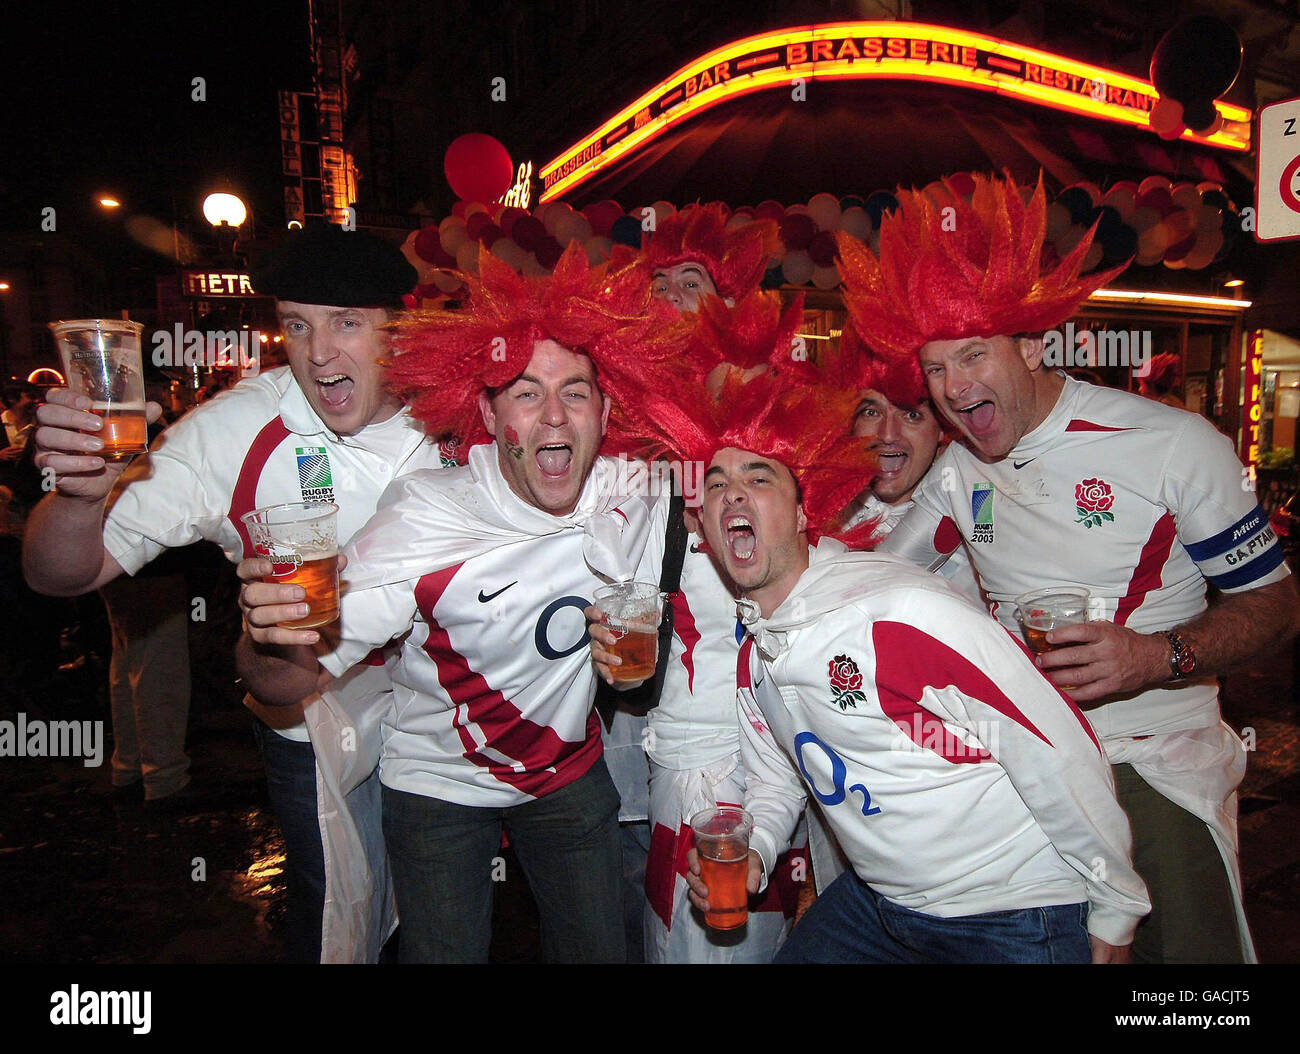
[181,270,257,298]
[541,21,1252,202]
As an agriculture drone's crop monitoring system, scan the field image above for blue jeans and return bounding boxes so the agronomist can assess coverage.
[381,759,625,964]
[252,720,325,964]
[776,871,1090,964]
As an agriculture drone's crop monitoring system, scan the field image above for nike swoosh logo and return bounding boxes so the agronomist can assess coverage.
[1012,458,1036,470]
[478,582,518,603]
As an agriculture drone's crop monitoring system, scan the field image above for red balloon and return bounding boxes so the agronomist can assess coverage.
[498,207,526,237]
[780,212,816,251]
[535,238,564,269]
[413,226,443,263]
[452,200,469,219]
[465,212,492,241]
[947,172,977,196]
[583,201,623,238]
[477,222,503,247]
[511,215,547,252]
[444,134,514,204]
[755,200,786,223]
[807,230,838,268]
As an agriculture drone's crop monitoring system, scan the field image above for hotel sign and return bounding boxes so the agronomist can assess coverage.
[541,21,1252,201]
[1242,330,1265,470]
[181,269,258,298]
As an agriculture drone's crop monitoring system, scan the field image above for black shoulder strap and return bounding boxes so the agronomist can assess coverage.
[595,493,688,722]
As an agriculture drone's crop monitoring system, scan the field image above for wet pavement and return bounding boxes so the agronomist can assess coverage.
[1,556,1297,964]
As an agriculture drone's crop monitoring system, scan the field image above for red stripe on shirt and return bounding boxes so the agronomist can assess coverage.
[1114,510,1177,627]
[1065,419,1134,432]
[872,620,1053,754]
[227,416,291,556]
[737,636,755,691]
[414,564,601,797]
[670,589,701,693]
[934,515,962,555]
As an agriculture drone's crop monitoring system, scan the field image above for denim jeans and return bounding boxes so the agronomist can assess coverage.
[776,870,1090,964]
[252,720,325,964]
[381,758,625,964]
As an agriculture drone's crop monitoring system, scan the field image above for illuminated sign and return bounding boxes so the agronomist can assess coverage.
[1242,330,1265,470]
[500,161,534,209]
[541,21,1252,202]
[180,270,257,298]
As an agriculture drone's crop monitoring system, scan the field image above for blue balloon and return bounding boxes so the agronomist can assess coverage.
[1058,188,1095,225]
[839,194,865,210]
[610,215,643,248]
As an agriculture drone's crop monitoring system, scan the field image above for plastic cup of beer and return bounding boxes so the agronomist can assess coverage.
[690,806,753,930]
[241,502,341,630]
[49,318,149,461]
[593,580,664,684]
[1014,587,1091,655]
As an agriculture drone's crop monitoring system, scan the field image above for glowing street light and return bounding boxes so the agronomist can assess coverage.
[98,196,121,209]
[202,192,247,229]
[0,282,10,292]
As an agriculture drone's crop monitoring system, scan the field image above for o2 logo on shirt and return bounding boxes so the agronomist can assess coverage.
[794,731,881,816]
[534,596,592,660]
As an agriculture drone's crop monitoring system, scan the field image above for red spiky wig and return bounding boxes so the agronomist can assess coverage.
[644,203,781,302]
[638,291,877,544]
[835,172,1127,360]
[385,243,692,462]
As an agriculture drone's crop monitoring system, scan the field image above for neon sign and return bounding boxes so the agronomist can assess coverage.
[1242,330,1265,470]
[541,21,1252,202]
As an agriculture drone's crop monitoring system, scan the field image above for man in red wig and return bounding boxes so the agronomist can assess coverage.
[645,201,780,313]
[597,304,1149,963]
[841,172,1299,963]
[238,245,691,962]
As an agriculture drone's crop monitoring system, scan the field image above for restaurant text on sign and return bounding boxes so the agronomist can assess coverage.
[540,21,1252,202]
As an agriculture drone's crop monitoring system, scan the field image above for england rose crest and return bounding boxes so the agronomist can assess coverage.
[1074,477,1115,529]
[828,654,867,710]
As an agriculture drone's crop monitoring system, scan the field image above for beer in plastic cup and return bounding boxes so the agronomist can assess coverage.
[1014,587,1091,655]
[241,502,341,629]
[49,319,148,461]
[690,806,753,930]
[593,580,665,684]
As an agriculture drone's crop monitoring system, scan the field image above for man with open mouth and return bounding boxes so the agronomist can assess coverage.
[23,224,440,963]
[842,172,1300,963]
[613,308,1149,964]
[236,244,691,963]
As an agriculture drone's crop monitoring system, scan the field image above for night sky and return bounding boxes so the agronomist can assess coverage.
[5,1,312,241]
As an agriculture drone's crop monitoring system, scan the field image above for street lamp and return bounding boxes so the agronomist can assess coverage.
[202,193,247,229]
[98,196,121,209]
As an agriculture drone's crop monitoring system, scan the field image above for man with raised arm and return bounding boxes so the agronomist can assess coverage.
[22,225,435,962]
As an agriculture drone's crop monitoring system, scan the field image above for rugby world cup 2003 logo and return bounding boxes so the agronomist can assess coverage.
[1074,478,1116,528]
[971,482,994,543]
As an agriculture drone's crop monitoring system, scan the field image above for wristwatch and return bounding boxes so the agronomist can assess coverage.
[1161,630,1197,680]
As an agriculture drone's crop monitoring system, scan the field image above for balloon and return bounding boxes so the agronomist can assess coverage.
[780,213,816,251]
[1098,224,1138,265]
[1182,98,1218,133]
[839,206,871,240]
[535,239,564,270]
[1056,224,1086,258]
[807,192,842,232]
[1149,17,1241,104]
[585,236,614,264]
[1082,243,1104,272]
[439,216,469,254]
[510,215,547,252]
[839,195,865,210]
[1045,202,1072,241]
[491,238,529,270]
[1136,186,1174,214]
[863,191,900,228]
[1057,187,1094,225]
[1128,206,1162,233]
[413,226,443,264]
[455,240,480,275]
[451,200,468,219]
[1157,123,1184,141]
[807,230,838,268]
[651,201,676,229]
[583,201,622,238]
[432,269,464,294]
[754,200,785,222]
[413,283,442,303]
[1171,183,1202,211]
[1101,186,1137,222]
[1163,228,1197,264]
[1201,189,1231,210]
[444,133,513,204]
[811,264,841,290]
[1203,113,1225,136]
[781,251,814,285]
[610,215,643,248]
[463,201,488,218]
[1138,175,1173,196]
[946,172,977,197]
[1149,97,1185,136]
[1182,229,1224,270]
[540,201,571,236]
[498,206,526,237]
[477,222,503,247]
[465,212,492,241]
[522,254,548,278]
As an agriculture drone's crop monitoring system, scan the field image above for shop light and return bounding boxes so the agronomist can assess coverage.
[1223,278,1245,288]
[1087,288,1253,310]
[541,21,1251,202]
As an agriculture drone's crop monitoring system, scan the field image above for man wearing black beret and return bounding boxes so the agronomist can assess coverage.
[25,224,444,963]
